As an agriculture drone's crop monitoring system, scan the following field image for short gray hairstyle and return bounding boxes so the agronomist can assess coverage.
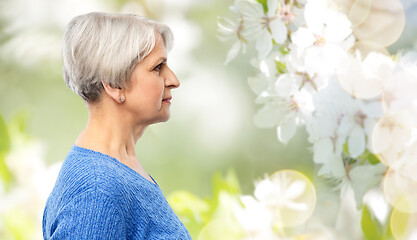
[62,12,174,103]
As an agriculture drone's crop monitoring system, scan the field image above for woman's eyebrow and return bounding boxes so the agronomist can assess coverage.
[150,57,167,69]
[155,57,167,64]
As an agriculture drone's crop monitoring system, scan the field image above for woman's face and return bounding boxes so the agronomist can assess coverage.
[124,34,179,125]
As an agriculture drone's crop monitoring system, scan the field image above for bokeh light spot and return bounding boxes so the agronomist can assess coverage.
[349,0,372,27]
[352,0,405,47]
[371,114,411,166]
[391,207,417,240]
[268,170,316,228]
[197,219,243,240]
[338,51,392,99]
[351,40,389,58]
[384,161,417,213]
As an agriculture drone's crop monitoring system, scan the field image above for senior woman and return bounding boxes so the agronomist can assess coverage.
[42,12,191,239]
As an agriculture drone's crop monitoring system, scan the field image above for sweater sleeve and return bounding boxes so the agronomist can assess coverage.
[48,190,126,240]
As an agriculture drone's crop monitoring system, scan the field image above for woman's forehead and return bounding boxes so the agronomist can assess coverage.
[144,38,167,63]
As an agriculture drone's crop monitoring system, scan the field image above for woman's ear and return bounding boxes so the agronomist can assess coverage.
[101,79,125,103]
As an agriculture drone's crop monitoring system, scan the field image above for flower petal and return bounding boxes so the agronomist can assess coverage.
[235,195,273,231]
[270,18,287,44]
[291,27,315,49]
[348,125,366,158]
[253,103,285,128]
[235,0,264,18]
[277,116,297,144]
[350,164,387,207]
[323,11,352,43]
[217,16,237,35]
[313,138,333,164]
[254,178,275,201]
[224,41,241,65]
[285,180,306,199]
[275,74,295,98]
[304,0,326,35]
[248,74,269,95]
[317,153,345,178]
[285,201,308,211]
[256,29,273,59]
[304,44,346,76]
[267,0,278,17]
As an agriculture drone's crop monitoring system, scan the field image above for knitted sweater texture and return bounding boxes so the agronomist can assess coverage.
[42,145,191,239]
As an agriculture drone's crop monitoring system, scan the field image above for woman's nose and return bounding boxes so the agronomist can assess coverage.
[165,66,180,89]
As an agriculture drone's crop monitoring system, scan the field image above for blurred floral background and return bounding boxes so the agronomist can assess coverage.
[0,0,416,239]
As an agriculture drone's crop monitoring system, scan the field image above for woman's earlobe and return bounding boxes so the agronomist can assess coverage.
[101,78,124,103]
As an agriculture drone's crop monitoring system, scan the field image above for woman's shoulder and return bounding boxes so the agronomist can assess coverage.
[50,146,125,201]
[55,145,159,199]
[46,144,163,215]
[62,146,127,184]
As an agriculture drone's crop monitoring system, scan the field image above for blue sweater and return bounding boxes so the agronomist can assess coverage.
[42,145,191,239]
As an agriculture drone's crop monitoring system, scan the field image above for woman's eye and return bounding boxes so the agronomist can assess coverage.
[154,64,162,72]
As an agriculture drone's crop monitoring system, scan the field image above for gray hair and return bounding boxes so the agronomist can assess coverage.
[62,12,174,103]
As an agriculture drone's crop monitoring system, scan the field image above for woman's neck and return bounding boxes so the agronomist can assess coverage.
[74,107,147,165]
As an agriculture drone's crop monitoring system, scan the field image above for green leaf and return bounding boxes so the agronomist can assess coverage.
[8,110,29,134]
[168,191,210,239]
[275,61,287,74]
[383,215,394,240]
[2,208,36,240]
[350,164,386,208]
[256,0,268,13]
[389,209,411,240]
[0,152,13,188]
[366,153,380,165]
[212,169,241,199]
[361,205,383,240]
[208,170,241,217]
[0,114,13,187]
[0,114,10,152]
[168,171,242,239]
[343,142,349,155]
[358,150,380,165]
[367,154,380,165]
[168,191,210,220]
[278,46,290,55]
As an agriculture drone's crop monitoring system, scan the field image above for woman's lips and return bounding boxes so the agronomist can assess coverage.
[162,97,172,104]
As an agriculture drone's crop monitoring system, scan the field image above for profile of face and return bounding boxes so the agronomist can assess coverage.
[122,34,180,126]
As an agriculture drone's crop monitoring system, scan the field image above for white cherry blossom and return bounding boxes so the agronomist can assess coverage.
[253,80,314,144]
[233,196,277,239]
[248,51,281,95]
[306,81,355,178]
[219,0,417,234]
[252,170,316,229]
[284,44,331,91]
[338,51,395,99]
[382,54,417,114]
[341,99,383,158]
[217,16,247,64]
[235,0,288,58]
[251,51,317,144]
[345,164,387,207]
[254,174,308,212]
[290,0,353,75]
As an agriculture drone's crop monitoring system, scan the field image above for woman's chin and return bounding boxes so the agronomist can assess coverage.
[152,113,171,124]
[160,114,170,123]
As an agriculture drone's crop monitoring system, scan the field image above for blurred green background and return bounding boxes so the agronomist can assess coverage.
[0,0,317,197]
[0,0,416,239]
